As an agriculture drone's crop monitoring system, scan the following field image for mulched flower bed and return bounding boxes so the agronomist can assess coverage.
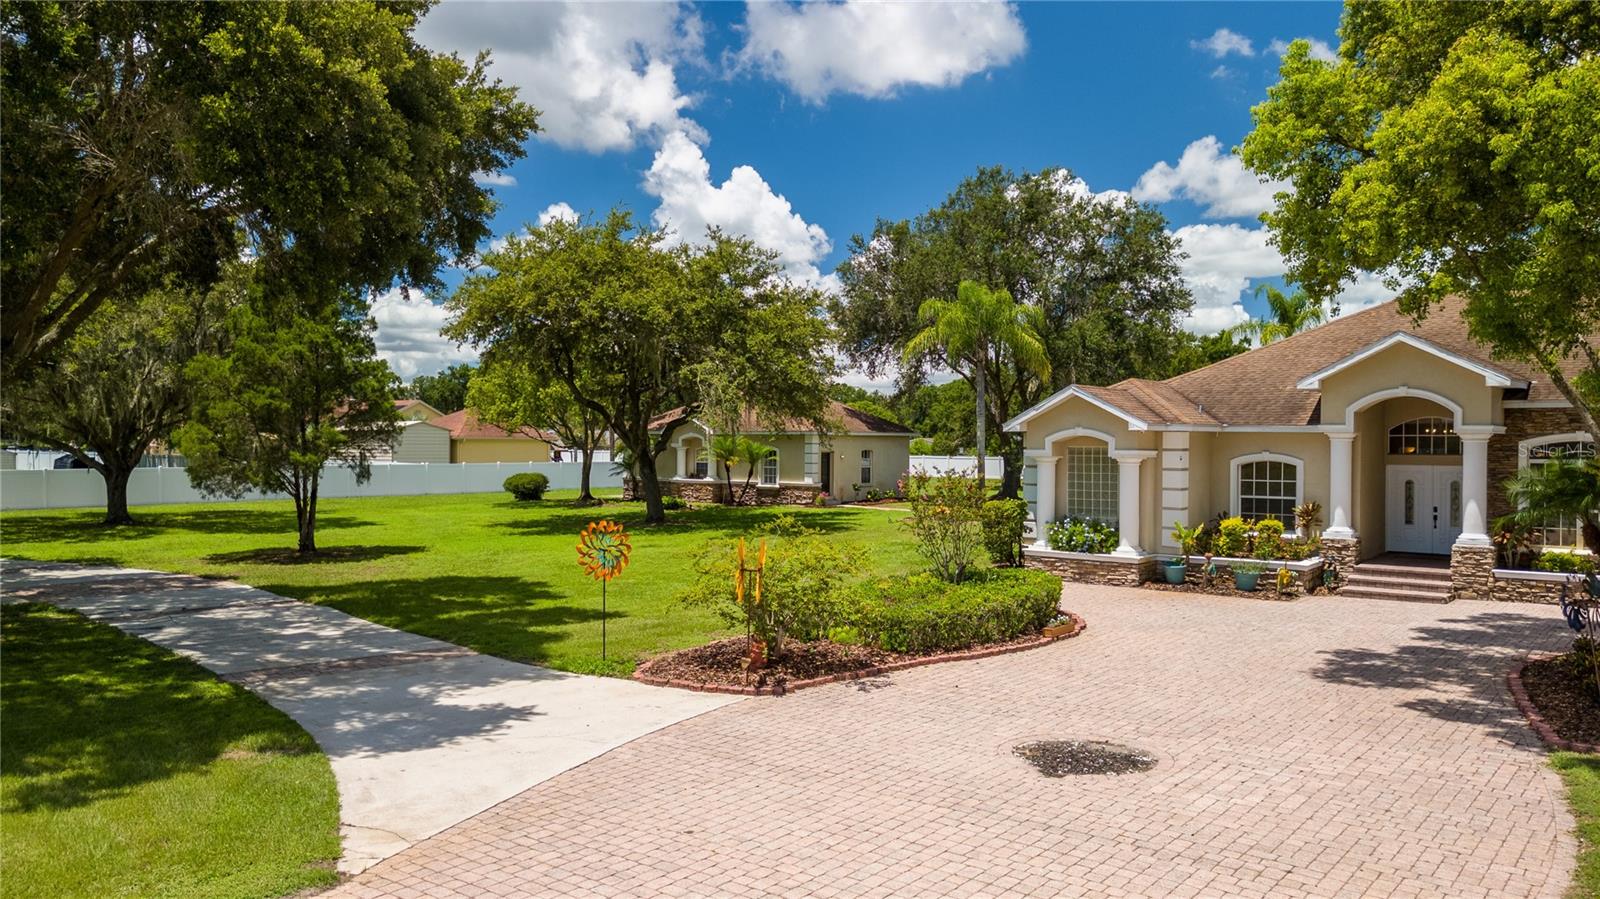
[635,613,1085,696]
[1513,655,1600,750]
[1140,578,1309,602]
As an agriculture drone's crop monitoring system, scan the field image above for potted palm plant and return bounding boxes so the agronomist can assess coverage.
[1166,521,1201,584]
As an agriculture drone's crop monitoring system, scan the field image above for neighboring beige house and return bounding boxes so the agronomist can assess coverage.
[632,401,914,505]
[394,398,446,421]
[432,409,556,463]
[1006,295,1590,602]
[372,419,452,463]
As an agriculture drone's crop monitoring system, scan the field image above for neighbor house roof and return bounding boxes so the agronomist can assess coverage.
[648,401,915,436]
[432,409,556,442]
[1007,295,1582,430]
[393,398,444,419]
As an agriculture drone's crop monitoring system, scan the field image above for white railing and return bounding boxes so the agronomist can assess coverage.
[0,461,625,511]
[908,454,1005,478]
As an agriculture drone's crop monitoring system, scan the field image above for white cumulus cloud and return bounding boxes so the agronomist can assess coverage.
[644,130,835,289]
[537,201,579,226]
[416,1,704,153]
[1268,37,1338,63]
[370,288,477,381]
[472,171,517,187]
[736,0,1026,103]
[1192,28,1254,58]
[1133,135,1286,220]
[1171,223,1284,333]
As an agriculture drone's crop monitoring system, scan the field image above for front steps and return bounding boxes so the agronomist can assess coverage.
[1343,558,1453,603]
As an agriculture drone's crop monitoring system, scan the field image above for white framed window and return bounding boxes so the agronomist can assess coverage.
[1230,452,1302,531]
[1389,417,1461,455]
[859,449,872,485]
[1519,434,1596,548]
[761,449,779,486]
[1064,445,1119,526]
[693,448,709,479]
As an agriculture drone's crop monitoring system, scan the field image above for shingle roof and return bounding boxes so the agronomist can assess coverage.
[432,409,556,442]
[648,401,915,436]
[1022,295,1581,429]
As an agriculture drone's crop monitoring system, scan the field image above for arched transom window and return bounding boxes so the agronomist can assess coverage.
[1388,417,1460,455]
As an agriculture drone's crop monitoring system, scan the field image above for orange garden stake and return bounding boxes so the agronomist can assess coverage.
[577,520,632,660]
[733,537,768,669]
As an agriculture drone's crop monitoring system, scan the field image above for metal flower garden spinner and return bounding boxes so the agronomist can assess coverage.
[577,520,632,659]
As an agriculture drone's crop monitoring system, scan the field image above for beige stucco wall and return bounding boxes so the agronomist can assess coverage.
[1019,396,1157,455]
[1355,404,1386,555]
[393,422,452,463]
[450,438,553,463]
[1201,431,1330,533]
[822,434,910,497]
[1318,343,1501,428]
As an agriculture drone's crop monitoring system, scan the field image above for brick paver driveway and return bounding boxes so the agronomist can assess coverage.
[331,586,1578,898]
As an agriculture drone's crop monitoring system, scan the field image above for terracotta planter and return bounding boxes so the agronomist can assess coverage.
[746,638,768,670]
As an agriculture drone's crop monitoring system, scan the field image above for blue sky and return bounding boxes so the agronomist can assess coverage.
[380,1,1373,384]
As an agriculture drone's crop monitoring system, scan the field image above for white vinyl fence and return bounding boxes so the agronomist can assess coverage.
[908,454,1004,479]
[0,461,623,512]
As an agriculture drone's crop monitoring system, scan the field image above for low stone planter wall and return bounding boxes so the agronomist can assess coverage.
[1180,555,1326,592]
[1490,569,1583,604]
[1023,548,1155,586]
[622,478,821,506]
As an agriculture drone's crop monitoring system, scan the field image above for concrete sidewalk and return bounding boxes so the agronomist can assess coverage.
[0,559,740,873]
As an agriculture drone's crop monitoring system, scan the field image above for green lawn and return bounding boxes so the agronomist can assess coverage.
[0,603,339,899]
[1556,752,1600,898]
[0,490,920,675]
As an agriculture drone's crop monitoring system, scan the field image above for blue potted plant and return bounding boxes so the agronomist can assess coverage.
[1166,522,1201,584]
[1232,561,1264,592]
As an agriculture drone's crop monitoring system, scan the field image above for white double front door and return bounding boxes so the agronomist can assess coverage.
[1386,465,1464,555]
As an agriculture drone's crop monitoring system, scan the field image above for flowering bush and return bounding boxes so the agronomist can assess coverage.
[902,471,985,583]
[1046,517,1118,554]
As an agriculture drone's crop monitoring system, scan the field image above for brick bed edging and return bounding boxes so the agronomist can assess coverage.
[1507,655,1600,754]
[633,611,1088,697]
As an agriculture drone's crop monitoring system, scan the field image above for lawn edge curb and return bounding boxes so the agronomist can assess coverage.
[633,611,1087,696]
[1508,654,1600,754]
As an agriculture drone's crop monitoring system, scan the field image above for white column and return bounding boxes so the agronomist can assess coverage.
[1112,455,1148,557]
[1031,456,1058,548]
[1325,432,1356,539]
[1457,434,1492,546]
[675,441,687,478]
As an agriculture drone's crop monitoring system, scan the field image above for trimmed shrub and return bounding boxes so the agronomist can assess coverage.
[680,535,861,652]
[1253,518,1286,560]
[1214,516,1250,557]
[1533,550,1596,574]
[1046,517,1118,554]
[503,472,550,501]
[981,499,1029,566]
[660,495,687,511]
[850,568,1062,654]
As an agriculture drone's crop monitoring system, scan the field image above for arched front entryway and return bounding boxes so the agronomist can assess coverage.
[1026,427,1155,557]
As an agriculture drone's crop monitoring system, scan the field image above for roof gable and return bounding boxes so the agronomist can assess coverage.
[1294,332,1526,391]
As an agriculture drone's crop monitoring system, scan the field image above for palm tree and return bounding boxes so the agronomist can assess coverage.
[736,437,775,503]
[902,280,1051,494]
[1499,453,1600,554]
[1233,284,1327,346]
[709,433,744,505]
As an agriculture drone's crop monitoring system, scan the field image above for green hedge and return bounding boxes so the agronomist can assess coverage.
[849,568,1061,654]
[503,472,550,501]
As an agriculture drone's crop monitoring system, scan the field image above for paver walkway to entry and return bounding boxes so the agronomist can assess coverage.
[332,585,1578,898]
[0,559,738,873]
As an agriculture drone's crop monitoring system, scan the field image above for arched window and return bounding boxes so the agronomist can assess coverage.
[761,449,779,486]
[1388,418,1460,455]
[1231,453,1303,530]
[1521,435,1596,547]
[1064,445,1119,525]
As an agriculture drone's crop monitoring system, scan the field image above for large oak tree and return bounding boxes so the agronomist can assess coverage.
[1,1,537,378]
[446,211,835,523]
[834,166,1191,496]
[1241,5,1600,434]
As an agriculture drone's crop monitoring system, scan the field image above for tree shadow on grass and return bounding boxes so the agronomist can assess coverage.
[1,507,377,547]
[261,575,614,668]
[1,602,330,813]
[1311,609,1573,749]
[202,545,425,566]
[488,504,872,539]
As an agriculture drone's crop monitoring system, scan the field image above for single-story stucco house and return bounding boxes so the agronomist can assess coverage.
[431,409,556,463]
[1008,295,1590,602]
[630,401,914,505]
